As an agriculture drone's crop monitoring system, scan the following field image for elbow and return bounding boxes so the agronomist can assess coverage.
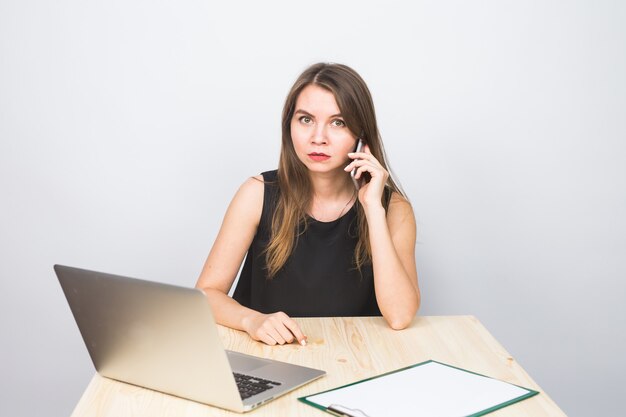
[385,300,420,330]
[385,310,417,330]
[195,285,222,298]
[388,318,412,330]
[381,286,421,330]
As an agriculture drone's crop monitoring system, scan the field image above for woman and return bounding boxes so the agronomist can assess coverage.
[196,63,419,346]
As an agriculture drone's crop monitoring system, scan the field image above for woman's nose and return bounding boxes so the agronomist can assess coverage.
[311,125,328,145]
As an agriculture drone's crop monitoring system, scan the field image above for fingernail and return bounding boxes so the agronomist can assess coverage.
[300,339,307,346]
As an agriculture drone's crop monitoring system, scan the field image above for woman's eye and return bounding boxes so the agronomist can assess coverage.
[331,119,345,127]
[299,116,312,124]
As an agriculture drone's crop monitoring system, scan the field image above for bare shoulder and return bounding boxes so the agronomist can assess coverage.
[234,175,264,202]
[387,192,414,221]
[386,192,416,241]
[227,175,265,226]
[238,174,264,191]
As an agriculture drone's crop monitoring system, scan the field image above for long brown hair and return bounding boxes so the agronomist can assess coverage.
[265,63,406,278]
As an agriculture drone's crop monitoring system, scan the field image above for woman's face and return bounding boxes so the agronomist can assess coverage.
[290,84,357,176]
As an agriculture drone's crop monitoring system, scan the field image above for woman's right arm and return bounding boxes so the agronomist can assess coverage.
[195,176,306,346]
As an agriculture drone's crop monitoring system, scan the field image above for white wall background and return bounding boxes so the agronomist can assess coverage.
[1,1,624,416]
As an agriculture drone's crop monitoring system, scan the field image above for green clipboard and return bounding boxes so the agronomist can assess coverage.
[298,360,539,417]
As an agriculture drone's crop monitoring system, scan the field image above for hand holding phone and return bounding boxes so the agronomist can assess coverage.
[350,139,365,190]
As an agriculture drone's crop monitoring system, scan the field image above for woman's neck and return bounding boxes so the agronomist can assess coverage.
[307,170,357,222]
[308,170,354,201]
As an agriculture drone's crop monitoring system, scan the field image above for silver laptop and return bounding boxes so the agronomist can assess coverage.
[55,264,325,413]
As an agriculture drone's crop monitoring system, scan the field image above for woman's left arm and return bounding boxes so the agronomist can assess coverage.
[346,148,420,329]
[366,193,420,329]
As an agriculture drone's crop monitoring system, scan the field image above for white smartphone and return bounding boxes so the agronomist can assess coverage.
[350,138,364,190]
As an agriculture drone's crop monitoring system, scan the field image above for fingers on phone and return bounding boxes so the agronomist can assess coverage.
[345,157,367,172]
[355,165,371,179]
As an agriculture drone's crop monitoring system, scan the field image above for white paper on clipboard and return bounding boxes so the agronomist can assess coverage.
[300,360,538,417]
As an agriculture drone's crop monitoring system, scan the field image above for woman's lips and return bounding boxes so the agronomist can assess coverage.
[308,152,330,162]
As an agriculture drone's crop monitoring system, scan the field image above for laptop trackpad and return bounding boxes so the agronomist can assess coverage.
[227,351,274,373]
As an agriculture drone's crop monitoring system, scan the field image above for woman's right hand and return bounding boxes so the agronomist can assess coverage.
[242,311,307,346]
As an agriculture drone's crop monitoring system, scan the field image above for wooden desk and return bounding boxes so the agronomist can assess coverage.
[71,316,566,416]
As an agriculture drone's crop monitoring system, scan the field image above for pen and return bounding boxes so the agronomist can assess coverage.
[327,404,370,417]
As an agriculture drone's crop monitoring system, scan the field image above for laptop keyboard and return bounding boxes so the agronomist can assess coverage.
[233,372,282,400]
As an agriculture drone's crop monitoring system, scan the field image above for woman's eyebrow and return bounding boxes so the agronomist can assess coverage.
[294,109,343,118]
[294,109,313,116]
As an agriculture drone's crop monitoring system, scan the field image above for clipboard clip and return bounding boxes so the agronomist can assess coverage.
[327,404,370,417]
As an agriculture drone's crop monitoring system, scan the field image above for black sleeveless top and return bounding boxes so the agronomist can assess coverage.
[232,170,382,317]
